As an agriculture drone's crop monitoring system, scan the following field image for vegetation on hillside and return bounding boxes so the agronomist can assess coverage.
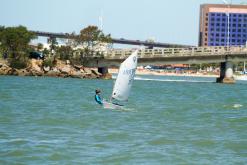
[0,25,36,68]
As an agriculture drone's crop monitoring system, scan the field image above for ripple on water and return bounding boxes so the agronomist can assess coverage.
[0,76,247,164]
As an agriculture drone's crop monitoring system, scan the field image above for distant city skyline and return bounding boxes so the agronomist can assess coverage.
[0,0,246,46]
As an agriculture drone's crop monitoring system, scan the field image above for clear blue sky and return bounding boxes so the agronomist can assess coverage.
[0,0,245,46]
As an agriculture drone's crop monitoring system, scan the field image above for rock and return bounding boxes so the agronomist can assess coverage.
[16,69,31,76]
[70,71,85,78]
[10,68,19,76]
[43,66,50,72]
[92,70,102,76]
[30,69,43,76]
[66,60,70,65]
[60,66,72,74]
[45,70,60,77]
[30,59,43,72]
[100,73,112,79]
[73,65,84,71]
[52,67,59,72]
[0,64,12,75]
[83,68,92,74]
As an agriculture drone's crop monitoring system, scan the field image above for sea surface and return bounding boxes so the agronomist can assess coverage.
[0,75,247,164]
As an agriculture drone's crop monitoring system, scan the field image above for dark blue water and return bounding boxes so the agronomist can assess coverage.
[0,75,246,164]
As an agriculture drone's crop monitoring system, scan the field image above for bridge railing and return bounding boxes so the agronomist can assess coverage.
[105,46,247,59]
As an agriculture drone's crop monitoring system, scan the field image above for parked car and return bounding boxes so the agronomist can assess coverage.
[29,51,44,60]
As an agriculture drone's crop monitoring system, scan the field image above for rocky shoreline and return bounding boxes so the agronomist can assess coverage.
[0,59,111,79]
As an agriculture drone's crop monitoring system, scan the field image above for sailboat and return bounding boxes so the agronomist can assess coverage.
[103,49,138,109]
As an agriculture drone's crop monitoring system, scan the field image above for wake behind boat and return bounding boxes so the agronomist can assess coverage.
[103,49,138,109]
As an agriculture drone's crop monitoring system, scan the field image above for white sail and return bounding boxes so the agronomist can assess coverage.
[111,50,138,101]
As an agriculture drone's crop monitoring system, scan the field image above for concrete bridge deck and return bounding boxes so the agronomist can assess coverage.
[83,46,247,67]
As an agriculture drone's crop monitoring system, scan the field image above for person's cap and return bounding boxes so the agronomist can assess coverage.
[95,89,101,93]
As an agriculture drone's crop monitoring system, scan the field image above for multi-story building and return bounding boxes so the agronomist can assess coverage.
[199,4,247,46]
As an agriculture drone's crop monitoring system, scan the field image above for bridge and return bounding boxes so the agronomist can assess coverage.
[30,30,247,83]
[30,30,193,48]
[83,46,247,84]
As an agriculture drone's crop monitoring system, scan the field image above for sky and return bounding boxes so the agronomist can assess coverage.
[0,0,246,46]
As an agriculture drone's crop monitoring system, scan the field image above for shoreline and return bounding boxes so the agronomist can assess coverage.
[108,68,219,78]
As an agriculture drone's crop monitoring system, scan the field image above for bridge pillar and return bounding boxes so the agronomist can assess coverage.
[98,67,112,79]
[216,61,235,84]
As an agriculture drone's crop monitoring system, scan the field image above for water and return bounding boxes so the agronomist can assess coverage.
[0,75,247,164]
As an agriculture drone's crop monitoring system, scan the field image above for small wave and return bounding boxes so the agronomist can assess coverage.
[233,104,243,108]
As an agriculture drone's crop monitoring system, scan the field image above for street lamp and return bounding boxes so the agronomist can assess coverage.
[221,0,231,49]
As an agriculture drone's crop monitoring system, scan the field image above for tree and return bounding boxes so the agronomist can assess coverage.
[0,25,36,59]
[75,25,112,57]
[56,45,73,60]
[37,43,43,51]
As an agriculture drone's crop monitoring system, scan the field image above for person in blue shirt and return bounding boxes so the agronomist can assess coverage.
[95,89,103,105]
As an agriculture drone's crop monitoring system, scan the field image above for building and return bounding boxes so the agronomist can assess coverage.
[199,4,247,47]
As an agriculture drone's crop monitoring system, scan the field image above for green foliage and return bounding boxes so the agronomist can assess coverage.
[42,48,49,56]
[0,25,36,59]
[43,58,55,68]
[56,45,73,60]
[75,25,112,56]
[37,43,43,51]
[48,38,58,54]
[8,54,29,69]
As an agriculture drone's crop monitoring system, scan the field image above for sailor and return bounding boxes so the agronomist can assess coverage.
[95,89,103,105]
